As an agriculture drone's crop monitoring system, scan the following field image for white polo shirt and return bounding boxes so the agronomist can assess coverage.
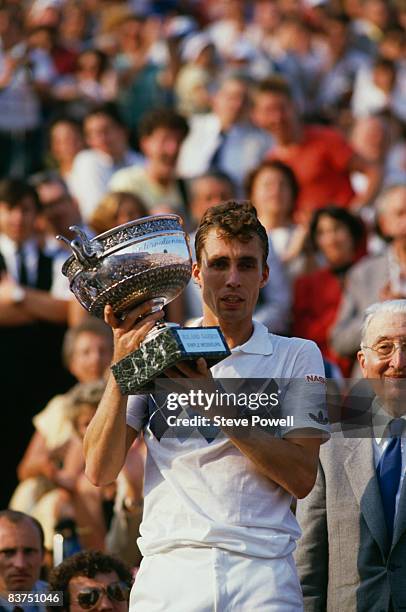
[127,321,329,559]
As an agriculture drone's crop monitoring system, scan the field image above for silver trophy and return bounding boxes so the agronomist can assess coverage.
[58,214,230,394]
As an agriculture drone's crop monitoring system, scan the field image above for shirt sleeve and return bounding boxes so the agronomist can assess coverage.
[126,394,149,432]
[278,340,330,440]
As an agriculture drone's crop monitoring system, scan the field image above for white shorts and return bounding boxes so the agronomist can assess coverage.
[130,547,303,611]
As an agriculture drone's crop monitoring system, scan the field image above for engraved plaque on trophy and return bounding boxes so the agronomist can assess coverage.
[58,215,230,394]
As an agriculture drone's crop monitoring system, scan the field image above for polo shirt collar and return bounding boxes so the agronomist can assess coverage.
[232,320,274,355]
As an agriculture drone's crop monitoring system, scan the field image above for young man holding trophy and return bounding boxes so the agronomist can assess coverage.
[83,201,329,611]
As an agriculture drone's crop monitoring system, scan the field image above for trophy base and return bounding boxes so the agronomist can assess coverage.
[111,323,231,395]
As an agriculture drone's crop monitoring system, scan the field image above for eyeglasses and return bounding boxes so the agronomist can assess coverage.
[75,581,130,610]
[362,340,406,359]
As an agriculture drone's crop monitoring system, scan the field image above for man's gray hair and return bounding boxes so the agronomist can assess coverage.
[360,299,406,345]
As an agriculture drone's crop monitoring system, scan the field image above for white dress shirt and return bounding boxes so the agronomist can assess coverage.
[0,234,70,299]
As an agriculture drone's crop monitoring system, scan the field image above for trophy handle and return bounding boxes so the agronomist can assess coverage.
[57,226,103,267]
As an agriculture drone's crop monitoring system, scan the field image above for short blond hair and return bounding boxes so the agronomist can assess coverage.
[89,191,147,234]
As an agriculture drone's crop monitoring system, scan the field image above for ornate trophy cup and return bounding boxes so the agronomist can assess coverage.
[58,215,230,394]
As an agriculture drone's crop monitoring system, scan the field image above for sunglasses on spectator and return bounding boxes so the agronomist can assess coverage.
[75,581,130,609]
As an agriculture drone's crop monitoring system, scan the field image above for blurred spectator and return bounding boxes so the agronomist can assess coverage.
[0,6,49,178]
[27,381,107,552]
[378,26,406,63]
[351,0,391,56]
[188,170,235,230]
[246,159,309,278]
[89,192,148,235]
[32,173,91,254]
[0,510,46,608]
[54,49,118,120]
[27,25,77,79]
[293,206,366,376]
[70,104,144,222]
[48,550,132,612]
[349,111,406,201]
[206,0,247,61]
[177,74,272,192]
[48,118,84,189]
[331,184,406,371]
[110,109,189,217]
[252,76,381,216]
[0,179,73,507]
[351,56,406,122]
[10,322,112,550]
[245,0,281,57]
[315,11,369,116]
[175,33,216,116]
[59,2,91,55]
[114,13,174,133]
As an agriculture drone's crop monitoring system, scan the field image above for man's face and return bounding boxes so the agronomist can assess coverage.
[251,167,294,218]
[50,122,83,164]
[84,115,126,159]
[0,518,43,593]
[68,571,129,612]
[252,92,295,137]
[140,127,185,174]
[0,197,37,244]
[37,182,76,234]
[213,79,248,126]
[358,311,406,414]
[192,229,268,327]
[191,178,234,223]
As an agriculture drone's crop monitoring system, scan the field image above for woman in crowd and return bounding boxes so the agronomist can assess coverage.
[293,205,366,375]
[246,159,310,278]
[9,320,113,546]
[89,191,148,234]
[48,117,84,188]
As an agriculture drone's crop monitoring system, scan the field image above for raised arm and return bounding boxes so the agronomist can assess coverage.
[84,301,163,486]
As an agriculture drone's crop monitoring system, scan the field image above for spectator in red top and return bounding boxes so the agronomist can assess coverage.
[252,77,382,219]
[293,205,366,376]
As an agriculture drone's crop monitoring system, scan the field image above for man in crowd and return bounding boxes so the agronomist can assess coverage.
[296,300,406,611]
[69,104,143,222]
[0,510,46,611]
[177,74,272,194]
[110,109,189,219]
[0,179,73,506]
[32,173,91,254]
[331,184,406,369]
[252,77,381,217]
[48,550,132,612]
[84,201,329,610]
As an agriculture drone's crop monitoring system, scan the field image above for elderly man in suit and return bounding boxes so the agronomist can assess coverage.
[296,299,406,612]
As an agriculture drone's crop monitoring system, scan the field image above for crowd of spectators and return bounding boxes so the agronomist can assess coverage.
[1,0,406,585]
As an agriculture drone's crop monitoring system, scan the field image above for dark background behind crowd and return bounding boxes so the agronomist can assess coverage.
[1,0,406,569]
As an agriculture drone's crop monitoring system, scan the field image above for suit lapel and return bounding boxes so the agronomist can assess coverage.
[344,437,388,557]
[392,475,406,548]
